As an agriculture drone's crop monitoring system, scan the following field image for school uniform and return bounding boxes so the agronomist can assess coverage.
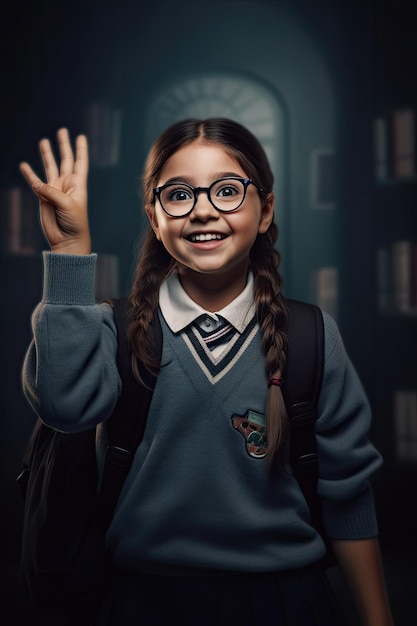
[23,253,382,625]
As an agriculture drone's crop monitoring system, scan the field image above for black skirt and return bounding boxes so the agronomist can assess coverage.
[98,563,347,626]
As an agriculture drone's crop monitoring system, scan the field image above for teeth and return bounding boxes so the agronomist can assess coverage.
[190,233,225,242]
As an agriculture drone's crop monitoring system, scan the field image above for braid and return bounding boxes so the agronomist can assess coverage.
[251,223,288,460]
[127,229,174,381]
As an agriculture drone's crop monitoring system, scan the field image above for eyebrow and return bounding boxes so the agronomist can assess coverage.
[161,172,246,186]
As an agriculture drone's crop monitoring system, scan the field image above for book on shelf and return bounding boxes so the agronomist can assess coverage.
[310,266,338,320]
[84,102,122,168]
[0,187,40,255]
[392,108,416,179]
[393,390,417,462]
[376,240,417,314]
[373,108,417,182]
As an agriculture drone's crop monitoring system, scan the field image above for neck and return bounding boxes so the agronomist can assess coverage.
[177,266,249,311]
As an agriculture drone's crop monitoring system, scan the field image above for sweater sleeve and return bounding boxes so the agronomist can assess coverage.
[316,311,382,540]
[22,251,121,432]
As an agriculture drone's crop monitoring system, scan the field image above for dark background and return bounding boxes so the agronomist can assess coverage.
[1,0,416,624]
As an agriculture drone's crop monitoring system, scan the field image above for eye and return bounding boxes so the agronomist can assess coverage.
[211,178,245,204]
[166,186,193,202]
[216,184,239,198]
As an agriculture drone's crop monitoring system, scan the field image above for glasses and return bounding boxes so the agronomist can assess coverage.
[153,177,265,218]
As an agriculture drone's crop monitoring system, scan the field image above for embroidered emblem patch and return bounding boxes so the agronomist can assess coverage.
[232,410,267,458]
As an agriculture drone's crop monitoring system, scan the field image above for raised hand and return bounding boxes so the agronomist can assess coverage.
[19,128,91,254]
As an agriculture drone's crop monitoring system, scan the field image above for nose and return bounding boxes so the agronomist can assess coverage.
[190,190,219,221]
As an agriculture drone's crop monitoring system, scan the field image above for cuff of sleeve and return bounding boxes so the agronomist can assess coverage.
[322,487,379,540]
[42,251,97,305]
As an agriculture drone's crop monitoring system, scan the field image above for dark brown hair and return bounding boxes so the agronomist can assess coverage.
[128,118,288,458]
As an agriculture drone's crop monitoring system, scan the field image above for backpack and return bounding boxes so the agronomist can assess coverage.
[17,297,326,622]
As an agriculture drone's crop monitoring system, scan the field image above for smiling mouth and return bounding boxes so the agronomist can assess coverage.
[188,233,227,242]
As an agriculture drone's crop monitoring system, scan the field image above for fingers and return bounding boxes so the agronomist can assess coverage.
[20,128,88,186]
[25,177,76,210]
[39,137,60,181]
[19,161,43,189]
[19,162,65,205]
[52,128,88,179]
[18,162,54,200]
[56,128,75,177]
[73,134,89,178]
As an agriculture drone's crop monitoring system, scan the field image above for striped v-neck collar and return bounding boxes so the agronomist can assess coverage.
[181,315,259,384]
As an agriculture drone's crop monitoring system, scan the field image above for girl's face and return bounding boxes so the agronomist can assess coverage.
[147,141,274,301]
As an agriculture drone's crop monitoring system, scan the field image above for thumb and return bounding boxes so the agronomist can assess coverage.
[31,181,70,209]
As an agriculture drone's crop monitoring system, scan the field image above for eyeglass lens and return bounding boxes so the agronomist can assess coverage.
[159,178,247,216]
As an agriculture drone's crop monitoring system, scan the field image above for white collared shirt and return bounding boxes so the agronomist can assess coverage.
[159,271,256,337]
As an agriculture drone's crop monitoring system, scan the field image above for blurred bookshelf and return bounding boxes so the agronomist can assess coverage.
[371,105,417,547]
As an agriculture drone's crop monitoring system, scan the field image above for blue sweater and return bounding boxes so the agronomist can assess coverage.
[22,252,382,573]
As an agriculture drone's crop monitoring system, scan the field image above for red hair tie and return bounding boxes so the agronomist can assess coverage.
[268,377,284,387]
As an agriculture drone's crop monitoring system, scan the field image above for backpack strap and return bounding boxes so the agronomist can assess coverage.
[284,299,325,535]
[97,298,162,527]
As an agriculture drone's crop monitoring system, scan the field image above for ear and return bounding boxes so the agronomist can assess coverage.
[258,193,275,234]
[145,204,161,240]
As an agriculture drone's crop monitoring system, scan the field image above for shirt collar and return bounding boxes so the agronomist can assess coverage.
[159,271,256,334]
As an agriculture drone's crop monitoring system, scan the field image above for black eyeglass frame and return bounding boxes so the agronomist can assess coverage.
[153,176,266,218]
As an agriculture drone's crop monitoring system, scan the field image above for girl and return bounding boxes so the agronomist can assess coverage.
[20,119,393,625]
